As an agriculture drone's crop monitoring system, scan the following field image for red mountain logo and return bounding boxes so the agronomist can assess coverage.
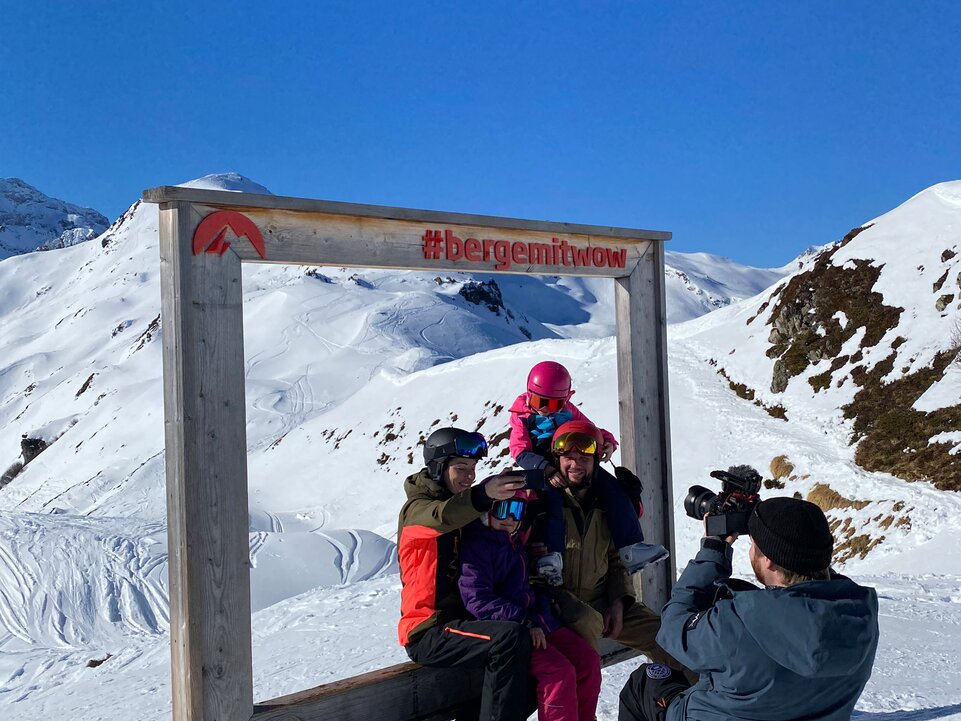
[192,210,266,259]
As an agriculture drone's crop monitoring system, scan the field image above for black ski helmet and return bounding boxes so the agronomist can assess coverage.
[423,427,488,481]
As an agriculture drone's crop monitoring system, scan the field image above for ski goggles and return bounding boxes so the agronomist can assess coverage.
[434,432,489,460]
[528,392,568,414]
[491,498,527,522]
[552,431,598,456]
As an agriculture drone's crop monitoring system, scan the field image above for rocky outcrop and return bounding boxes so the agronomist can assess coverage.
[1,435,49,489]
[765,243,902,393]
[459,280,510,316]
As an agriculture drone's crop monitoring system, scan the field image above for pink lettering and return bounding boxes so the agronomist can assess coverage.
[444,230,463,261]
[465,238,482,262]
[483,238,495,262]
[493,240,510,270]
[605,248,627,268]
[423,228,629,271]
[529,243,550,264]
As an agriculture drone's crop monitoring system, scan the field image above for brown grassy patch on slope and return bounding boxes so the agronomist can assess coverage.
[807,482,870,511]
[833,530,886,563]
[717,368,788,421]
[770,455,795,480]
[805,483,913,563]
[843,348,961,491]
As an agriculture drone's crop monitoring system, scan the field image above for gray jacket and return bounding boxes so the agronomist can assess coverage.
[657,539,879,721]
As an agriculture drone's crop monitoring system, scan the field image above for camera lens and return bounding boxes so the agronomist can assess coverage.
[684,485,717,520]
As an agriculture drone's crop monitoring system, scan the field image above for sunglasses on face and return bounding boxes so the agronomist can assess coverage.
[528,392,568,413]
[551,431,598,456]
[491,498,527,522]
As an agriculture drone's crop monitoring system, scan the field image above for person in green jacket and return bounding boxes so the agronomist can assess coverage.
[397,426,532,721]
[529,420,689,679]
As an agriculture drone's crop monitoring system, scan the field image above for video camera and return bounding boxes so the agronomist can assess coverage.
[684,465,762,537]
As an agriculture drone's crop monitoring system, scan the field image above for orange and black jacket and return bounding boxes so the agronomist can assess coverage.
[397,469,493,646]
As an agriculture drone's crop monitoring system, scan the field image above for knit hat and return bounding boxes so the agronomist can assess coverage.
[748,497,834,575]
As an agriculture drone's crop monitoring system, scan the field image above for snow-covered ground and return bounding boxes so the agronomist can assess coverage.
[1,174,959,720]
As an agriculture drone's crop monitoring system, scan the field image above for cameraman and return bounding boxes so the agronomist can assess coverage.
[618,497,880,721]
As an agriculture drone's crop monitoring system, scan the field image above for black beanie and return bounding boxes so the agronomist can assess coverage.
[748,497,834,575]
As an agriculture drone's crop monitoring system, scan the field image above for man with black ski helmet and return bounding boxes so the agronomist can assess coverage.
[398,426,532,721]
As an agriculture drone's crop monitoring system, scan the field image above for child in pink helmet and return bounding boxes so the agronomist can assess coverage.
[509,361,669,583]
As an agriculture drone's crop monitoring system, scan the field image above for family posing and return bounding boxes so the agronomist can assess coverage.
[395,361,879,721]
[396,361,681,721]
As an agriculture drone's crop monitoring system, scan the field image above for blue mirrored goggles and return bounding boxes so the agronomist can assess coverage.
[435,432,489,460]
[491,498,527,522]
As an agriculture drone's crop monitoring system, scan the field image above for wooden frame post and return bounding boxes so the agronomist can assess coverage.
[147,185,673,720]
[615,242,675,610]
[160,201,253,721]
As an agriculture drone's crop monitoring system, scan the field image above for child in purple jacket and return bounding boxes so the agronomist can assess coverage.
[458,489,601,721]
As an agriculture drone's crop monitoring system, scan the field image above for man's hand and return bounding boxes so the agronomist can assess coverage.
[547,471,566,489]
[484,472,526,501]
[530,626,547,649]
[603,597,625,639]
[703,513,739,545]
[600,442,615,463]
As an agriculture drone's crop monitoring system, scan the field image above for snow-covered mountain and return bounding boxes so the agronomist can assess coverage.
[0,178,109,259]
[664,251,784,323]
[0,173,785,517]
[1,174,960,720]
[675,181,961,493]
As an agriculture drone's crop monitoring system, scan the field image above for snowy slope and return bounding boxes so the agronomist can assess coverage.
[2,338,960,720]
[1,175,959,720]
[0,178,108,259]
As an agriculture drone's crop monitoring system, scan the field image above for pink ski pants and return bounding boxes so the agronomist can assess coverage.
[530,627,602,721]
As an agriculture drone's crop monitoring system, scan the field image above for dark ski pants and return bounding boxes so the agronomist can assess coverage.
[618,663,692,721]
[406,619,533,721]
[539,466,644,556]
[593,466,645,549]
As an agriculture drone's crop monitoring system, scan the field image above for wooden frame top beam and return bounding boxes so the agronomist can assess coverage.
[142,186,672,243]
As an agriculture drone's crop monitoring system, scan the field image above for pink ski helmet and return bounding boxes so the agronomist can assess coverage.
[526,361,572,399]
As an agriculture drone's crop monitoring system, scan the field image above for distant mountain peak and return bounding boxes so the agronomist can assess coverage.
[0,178,109,260]
[177,172,272,195]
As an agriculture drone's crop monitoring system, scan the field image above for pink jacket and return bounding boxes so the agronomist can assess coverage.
[507,393,617,462]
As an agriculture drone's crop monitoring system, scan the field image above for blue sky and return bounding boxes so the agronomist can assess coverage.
[3,1,959,266]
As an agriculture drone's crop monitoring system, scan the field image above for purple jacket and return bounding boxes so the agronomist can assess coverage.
[458,519,560,634]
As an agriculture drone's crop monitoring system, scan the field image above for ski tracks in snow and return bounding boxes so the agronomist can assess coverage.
[0,513,168,653]
[315,529,396,586]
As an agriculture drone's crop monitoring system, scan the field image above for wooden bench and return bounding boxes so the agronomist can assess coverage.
[251,639,639,721]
